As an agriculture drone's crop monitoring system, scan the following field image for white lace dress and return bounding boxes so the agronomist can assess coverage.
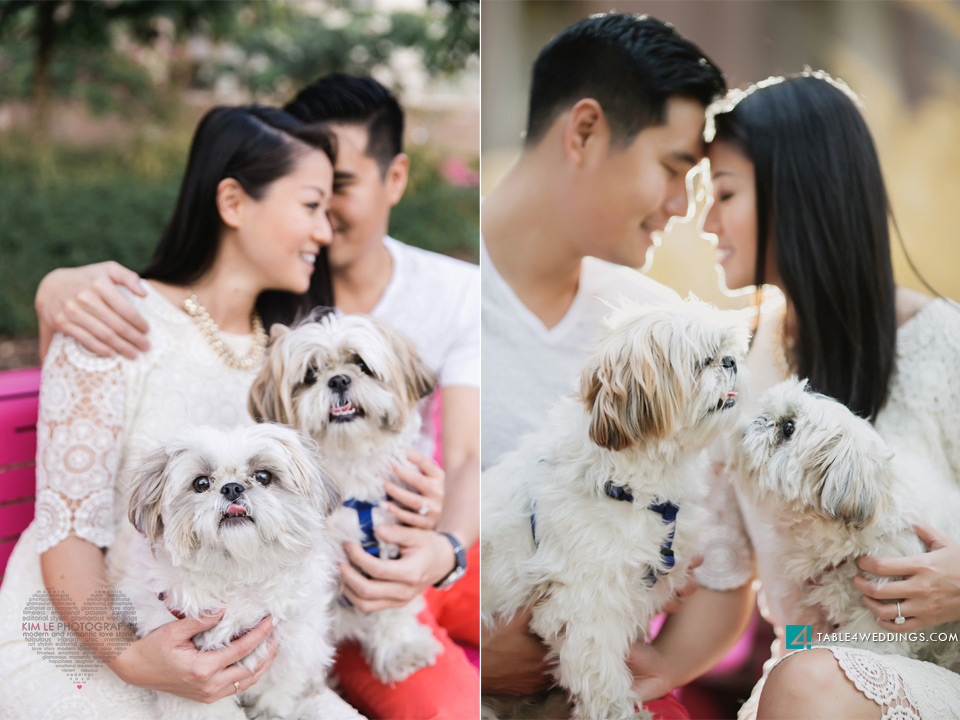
[734,297,960,720]
[0,282,362,719]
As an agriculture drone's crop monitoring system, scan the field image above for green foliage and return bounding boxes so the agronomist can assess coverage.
[0,135,477,337]
[0,1,479,111]
[391,147,478,260]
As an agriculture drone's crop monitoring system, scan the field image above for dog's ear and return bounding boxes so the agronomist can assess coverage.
[579,340,678,451]
[811,433,889,528]
[128,447,172,545]
[269,323,290,342]
[378,319,436,405]
[248,336,293,425]
[278,429,341,516]
[581,354,634,451]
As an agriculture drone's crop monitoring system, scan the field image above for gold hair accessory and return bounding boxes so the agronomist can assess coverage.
[182,294,267,371]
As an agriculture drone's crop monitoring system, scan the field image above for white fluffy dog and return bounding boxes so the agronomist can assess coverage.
[117,423,340,720]
[248,311,442,683]
[734,378,960,668]
[482,300,749,720]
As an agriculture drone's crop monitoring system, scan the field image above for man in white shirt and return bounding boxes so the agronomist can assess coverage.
[481,12,754,711]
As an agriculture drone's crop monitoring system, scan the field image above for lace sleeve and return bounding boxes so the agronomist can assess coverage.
[34,334,125,554]
[694,436,755,591]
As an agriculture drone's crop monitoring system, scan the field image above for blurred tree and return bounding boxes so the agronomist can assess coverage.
[0,0,244,136]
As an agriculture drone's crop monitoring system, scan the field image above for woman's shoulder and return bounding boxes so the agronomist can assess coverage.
[896,292,960,357]
[126,280,189,328]
[895,286,936,328]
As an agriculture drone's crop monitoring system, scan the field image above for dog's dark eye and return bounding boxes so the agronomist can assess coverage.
[303,366,318,386]
[254,470,273,486]
[193,476,211,493]
[781,421,796,439]
[355,357,373,377]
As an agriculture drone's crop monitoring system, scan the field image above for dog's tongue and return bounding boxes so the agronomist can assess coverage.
[227,504,247,517]
[727,391,738,398]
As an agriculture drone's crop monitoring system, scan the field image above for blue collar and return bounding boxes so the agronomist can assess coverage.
[343,498,381,557]
[528,486,679,585]
[646,500,679,585]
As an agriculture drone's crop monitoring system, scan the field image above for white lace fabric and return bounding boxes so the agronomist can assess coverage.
[0,282,309,718]
[34,335,124,554]
[735,298,960,719]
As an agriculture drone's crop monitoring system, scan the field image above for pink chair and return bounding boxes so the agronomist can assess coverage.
[0,367,41,583]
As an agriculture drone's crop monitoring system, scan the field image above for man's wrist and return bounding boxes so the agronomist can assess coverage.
[433,531,467,589]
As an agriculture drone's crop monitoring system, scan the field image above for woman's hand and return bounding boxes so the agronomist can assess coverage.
[628,641,672,703]
[856,524,960,631]
[383,449,445,530]
[480,610,551,696]
[36,262,150,360]
[111,611,278,703]
[340,525,457,612]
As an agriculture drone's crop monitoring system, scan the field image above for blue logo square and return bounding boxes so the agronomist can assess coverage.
[785,624,813,650]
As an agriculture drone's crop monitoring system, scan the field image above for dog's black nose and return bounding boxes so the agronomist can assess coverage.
[328,374,351,392]
[722,356,737,370]
[221,482,245,502]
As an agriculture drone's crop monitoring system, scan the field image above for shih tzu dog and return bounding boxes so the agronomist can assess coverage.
[481,299,749,720]
[115,423,340,720]
[734,378,960,668]
[247,311,442,683]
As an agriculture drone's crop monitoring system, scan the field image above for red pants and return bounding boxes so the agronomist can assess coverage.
[333,545,480,719]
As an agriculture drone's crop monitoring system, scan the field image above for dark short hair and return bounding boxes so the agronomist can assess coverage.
[142,105,337,327]
[712,74,897,420]
[525,13,725,147]
[284,74,403,175]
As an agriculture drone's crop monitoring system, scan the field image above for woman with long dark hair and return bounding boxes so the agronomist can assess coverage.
[704,73,960,719]
[0,105,363,717]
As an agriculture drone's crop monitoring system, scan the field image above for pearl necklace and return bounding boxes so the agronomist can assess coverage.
[182,294,267,371]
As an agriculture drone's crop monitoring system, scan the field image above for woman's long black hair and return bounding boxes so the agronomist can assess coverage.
[141,105,336,328]
[712,74,897,420]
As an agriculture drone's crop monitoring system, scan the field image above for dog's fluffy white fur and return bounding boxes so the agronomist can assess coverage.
[248,311,442,683]
[734,378,960,668]
[115,423,340,720]
[482,300,749,720]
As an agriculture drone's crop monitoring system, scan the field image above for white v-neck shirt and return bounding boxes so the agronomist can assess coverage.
[480,239,679,468]
[371,236,480,457]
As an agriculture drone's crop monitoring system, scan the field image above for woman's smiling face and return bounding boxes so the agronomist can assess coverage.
[702,140,765,291]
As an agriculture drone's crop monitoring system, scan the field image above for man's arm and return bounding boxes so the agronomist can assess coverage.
[436,385,480,549]
[35,262,150,361]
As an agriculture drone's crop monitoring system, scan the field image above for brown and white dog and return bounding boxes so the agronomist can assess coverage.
[482,299,749,720]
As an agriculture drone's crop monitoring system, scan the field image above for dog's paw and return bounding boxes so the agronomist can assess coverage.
[369,629,443,683]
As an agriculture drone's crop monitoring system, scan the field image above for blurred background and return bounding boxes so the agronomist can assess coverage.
[482,0,960,315]
[0,0,479,369]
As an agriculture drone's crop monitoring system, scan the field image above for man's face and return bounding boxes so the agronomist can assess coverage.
[327,123,403,271]
[579,96,705,268]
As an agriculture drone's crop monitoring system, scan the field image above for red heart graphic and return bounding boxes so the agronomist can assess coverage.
[76,685,82,689]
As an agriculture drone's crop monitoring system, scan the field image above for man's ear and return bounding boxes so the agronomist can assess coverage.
[563,99,607,165]
[385,153,409,207]
[216,177,246,229]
